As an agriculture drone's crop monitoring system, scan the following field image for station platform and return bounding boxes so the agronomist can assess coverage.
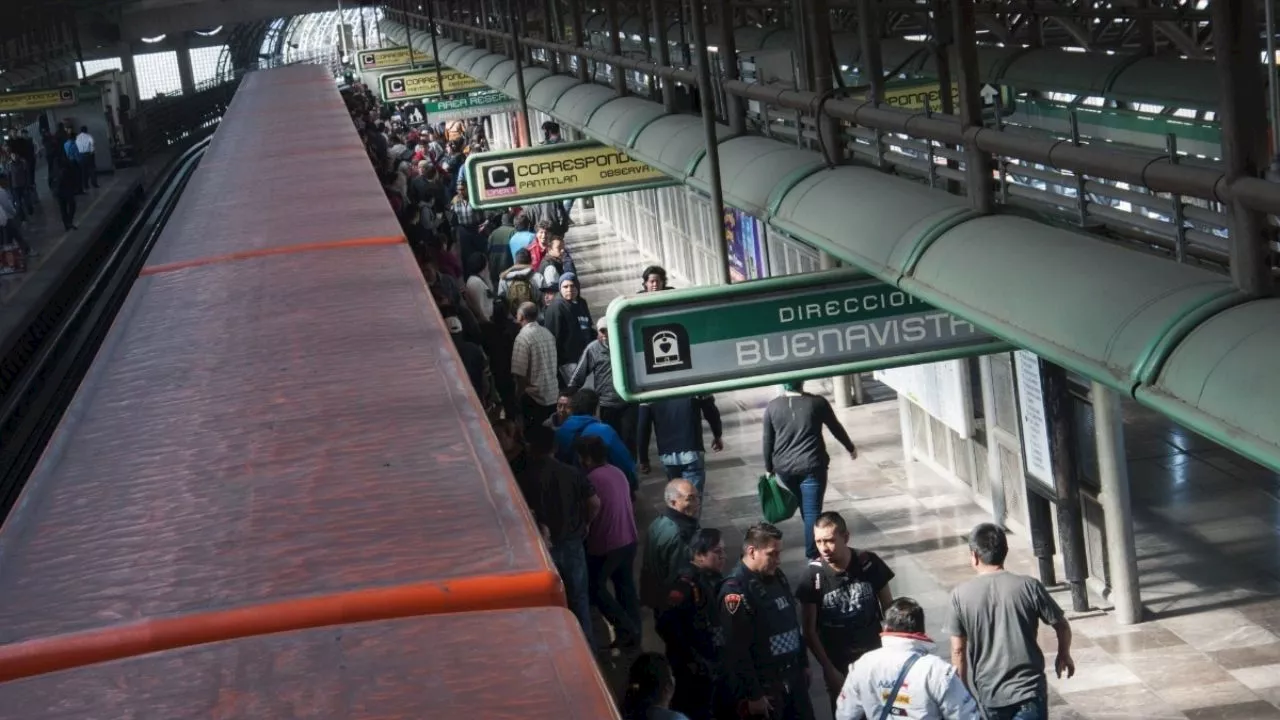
[0,167,144,352]
[566,209,1280,719]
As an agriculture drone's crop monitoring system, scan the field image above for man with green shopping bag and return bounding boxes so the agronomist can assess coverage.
[762,381,859,562]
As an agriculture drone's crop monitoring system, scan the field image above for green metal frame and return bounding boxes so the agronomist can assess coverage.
[462,139,681,209]
[606,268,1012,402]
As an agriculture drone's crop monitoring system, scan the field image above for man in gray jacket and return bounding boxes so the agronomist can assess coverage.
[568,317,637,459]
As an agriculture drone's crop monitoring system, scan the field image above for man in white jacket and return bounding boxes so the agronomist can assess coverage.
[835,597,980,720]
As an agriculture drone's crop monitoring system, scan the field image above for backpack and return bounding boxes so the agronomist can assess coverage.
[506,273,535,314]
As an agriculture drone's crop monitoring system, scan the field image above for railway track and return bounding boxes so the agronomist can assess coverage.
[0,140,209,521]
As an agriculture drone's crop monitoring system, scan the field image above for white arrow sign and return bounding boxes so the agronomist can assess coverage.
[980,84,999,107]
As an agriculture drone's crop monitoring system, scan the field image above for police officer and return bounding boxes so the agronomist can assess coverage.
[657,528,728,720]
[717,523,815,720]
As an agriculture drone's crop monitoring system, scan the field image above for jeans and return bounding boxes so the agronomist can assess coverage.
[586,542,641,645]
[548,534,594,649]
[984,694,1048,720]
[664,453,706,497]
[777,469,828,560]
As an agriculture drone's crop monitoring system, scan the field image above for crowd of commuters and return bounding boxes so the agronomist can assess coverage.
[341,82,1075,720]
[1,122,102,266]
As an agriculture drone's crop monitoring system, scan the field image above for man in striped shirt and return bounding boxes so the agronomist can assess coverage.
[511,302,559,434]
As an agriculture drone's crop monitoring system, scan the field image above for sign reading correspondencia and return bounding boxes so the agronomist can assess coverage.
[380,66,486,101]
[357,46,422,71]
[0,87,78,114]
[465,140,678,209]
[608,269,1010,401]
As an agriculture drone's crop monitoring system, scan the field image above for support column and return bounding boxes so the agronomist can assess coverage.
[1044,362,1089,613]
[855,0,883,101]
[950,0,993,213]
[690,0,731,285]
[509,0,532,147]
[1211,0,1273,296]
[606,0,627,95]
[1092,381,1142,626]
[810,0,840,155]
[652,0,676,111]
[118,41,140,111]
[718,0,744,134]
[174,32,196,95]
[821,252,854,408]
[569,0,589,82]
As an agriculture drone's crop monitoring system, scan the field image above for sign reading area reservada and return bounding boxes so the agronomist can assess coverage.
[380,67,486,101]
[607,269,1009,401]
[0,87,78,113]
[464,140,678,209]
[357,46,423,71]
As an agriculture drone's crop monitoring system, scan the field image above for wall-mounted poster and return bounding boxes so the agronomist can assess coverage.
[723,207,769,282]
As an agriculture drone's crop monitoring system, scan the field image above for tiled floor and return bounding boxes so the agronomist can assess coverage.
[566,208,1280,719]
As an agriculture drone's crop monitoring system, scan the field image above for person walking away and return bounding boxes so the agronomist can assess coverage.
[576,435,642,650]
[75,126,98,190]
[445,313,500,415]
[638,395,724,497]
[497,248,538,316]
[718,523,814,720]
[553,388,636,487]
[656,527,726,720]
[796,512,895,712]
[943,523,1075,720]
[640,479,701,615]
[52,151,79,232]
[762,380,858,561]
[462,252,496,325]
[835,598,981,720]
[61,129,84,196]
[507,213,536,264]
[511,302,560,433]
[511,424,600,648]
[621,653,691,720]
[486,212,517,284]
[568,318,637,458]
[541,273,594,387]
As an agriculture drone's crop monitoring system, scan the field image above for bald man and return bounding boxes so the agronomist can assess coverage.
[640,478,702,613]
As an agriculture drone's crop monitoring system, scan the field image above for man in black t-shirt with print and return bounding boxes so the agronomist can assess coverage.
[794,511,895,714]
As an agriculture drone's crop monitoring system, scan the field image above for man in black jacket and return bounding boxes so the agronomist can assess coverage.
[762,381,858,561]
[540,272,593,387]
[637,394,724,500]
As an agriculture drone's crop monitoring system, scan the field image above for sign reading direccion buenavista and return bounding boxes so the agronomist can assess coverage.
[608,269,1010,401]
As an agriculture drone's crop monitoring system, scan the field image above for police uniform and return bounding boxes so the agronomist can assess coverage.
[656,563,723,720]
[717,563,815,720]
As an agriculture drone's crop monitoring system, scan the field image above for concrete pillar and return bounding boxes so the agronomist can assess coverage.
[174,32,196,95]
[118,41,140,111]
[1092,381,1143,625]
[820,252,854,408]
